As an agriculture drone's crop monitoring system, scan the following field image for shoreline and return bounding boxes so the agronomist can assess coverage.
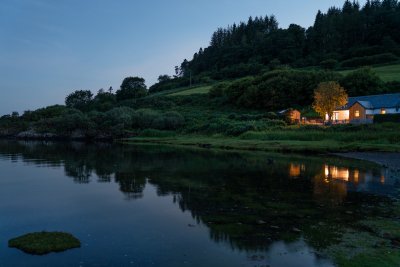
[3,136,400,164]
[334,152,400,170]
[122,135,400,154]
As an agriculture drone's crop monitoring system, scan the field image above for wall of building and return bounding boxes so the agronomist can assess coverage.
[333,110,349,121]
[349,103,366,121]
[366,108,400,115]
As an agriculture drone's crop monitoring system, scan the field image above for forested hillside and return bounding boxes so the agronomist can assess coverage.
[150,0,400,92]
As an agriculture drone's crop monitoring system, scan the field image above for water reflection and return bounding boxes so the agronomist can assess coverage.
[0,141,398,267]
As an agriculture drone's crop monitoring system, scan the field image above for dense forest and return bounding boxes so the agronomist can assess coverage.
[150,0,400,92]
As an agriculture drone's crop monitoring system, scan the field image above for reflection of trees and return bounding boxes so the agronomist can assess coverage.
[114,172,146,200]
[0,140,391,254]
[64,161,92,184]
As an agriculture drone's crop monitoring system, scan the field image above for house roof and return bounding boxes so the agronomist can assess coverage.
[355,100,373,109]
[278,109,300,114]
[337,93,400,110]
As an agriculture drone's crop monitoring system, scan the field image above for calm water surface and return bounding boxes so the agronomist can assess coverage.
[0,141,398,267]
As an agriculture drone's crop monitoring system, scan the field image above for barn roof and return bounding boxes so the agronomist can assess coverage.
[337,93,400,110]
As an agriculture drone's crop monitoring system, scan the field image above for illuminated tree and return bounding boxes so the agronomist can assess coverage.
[313,81,348,121]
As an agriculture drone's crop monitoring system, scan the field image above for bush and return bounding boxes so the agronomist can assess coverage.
[105,107,135,126]
[160,111,185,130]
[209,82,231,98]
[374,114,400,123]
[132,109,160,129]
[34,109,91,135]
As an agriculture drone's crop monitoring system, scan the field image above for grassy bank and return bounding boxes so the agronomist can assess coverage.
[124,127,400,153]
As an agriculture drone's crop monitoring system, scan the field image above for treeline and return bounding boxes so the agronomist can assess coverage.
[0,76,186,139]
[0,105,185,140]
[209,67,396,110]
[151,0,400,91]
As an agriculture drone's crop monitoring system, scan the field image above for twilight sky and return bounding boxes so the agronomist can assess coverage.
[0,0,366,115]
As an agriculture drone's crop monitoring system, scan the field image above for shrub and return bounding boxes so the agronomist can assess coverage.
[105,107,135,126]
[132,109,160,129]
[34,109,91,134]
[161,111,185,130]
[374,114,400,123]
[209,82,231,98]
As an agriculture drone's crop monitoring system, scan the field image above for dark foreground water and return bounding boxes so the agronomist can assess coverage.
[0,141,398,267]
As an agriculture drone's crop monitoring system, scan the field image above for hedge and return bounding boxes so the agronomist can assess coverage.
[374,114,400,123]
[340,53,398,68]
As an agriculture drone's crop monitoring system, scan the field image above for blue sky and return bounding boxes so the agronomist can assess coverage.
[0,0,366,115]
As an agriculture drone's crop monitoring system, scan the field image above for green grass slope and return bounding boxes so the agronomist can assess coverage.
[340,63,400,82]
[168,85,212,96]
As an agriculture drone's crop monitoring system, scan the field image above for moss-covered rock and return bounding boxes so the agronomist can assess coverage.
[8,231,81,255]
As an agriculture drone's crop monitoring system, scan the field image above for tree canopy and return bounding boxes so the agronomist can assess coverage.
[313,82,348,121]
[116,77,147,101]
[340,67,385,96]
[65,90,93,110]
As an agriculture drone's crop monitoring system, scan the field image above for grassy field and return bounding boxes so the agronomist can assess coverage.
[168,85,212,96]
[339,63,400,82]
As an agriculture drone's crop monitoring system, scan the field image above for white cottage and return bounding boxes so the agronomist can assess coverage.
[329,93,400,124]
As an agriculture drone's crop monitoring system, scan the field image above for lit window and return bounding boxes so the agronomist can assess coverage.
[381,109,386,115]
[355,110,360,117]
[333,112,339,120]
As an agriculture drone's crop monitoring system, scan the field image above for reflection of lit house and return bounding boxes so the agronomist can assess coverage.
[328,93,400,124]
[318,164,397,199]
[289,163,305,178]
[325,165,350,182]
[324,165,385,186]
[324,165,365,184]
